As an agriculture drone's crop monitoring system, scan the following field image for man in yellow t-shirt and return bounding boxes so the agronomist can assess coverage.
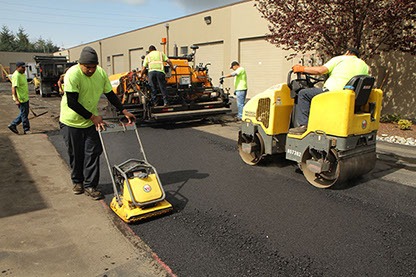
[8,62,30,135]
[289,48,369,134]
[140,45,174,106]
[221,61,248,121]
[60,46,136,200]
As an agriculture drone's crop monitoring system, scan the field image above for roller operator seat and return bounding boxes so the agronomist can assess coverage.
[343,75,375,113]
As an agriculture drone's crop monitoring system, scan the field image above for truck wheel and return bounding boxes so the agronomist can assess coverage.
[39,83,48,97]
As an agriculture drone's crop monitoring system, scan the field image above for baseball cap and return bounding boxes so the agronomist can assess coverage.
[347,47,360,57]
[230,61,239,69]
[16,62,26,67]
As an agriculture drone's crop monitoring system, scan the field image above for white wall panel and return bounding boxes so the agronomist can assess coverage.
[240,38,294,98]
[194,42,224,88]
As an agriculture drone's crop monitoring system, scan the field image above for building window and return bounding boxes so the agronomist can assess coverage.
[180,46,188,55]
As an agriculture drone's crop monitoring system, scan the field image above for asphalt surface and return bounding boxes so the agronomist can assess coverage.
[49,120,416,277]
[2,81,414,276]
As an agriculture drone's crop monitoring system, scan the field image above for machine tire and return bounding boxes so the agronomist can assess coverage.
[238,131,264,165]
[39,82,49,97]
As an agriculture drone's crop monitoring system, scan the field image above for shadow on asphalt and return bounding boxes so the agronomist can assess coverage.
[160,169,209,212]
[0,136,47,218]
[377,153,416,172]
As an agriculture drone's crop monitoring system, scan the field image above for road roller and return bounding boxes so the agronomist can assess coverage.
[238,71,383,188]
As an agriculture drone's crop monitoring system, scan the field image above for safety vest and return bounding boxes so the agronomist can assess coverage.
[147,51,165,72]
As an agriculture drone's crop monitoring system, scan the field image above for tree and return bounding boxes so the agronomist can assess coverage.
[255,0,415,60]
[33,37,47,53]
[0,24,60,53]
[44,39,60,53]
[15,27,32,52]
[0,25,16,51]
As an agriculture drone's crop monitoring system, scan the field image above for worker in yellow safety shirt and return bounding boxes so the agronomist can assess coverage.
[31,74,40,91]
[140,45,175,107]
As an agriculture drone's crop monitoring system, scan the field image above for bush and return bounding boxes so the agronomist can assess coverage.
[398,119,413,130]
[380,113,401,123]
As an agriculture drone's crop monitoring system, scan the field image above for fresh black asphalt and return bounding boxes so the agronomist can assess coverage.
[49,122,416,277]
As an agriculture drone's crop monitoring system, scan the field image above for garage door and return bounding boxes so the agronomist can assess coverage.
[240,38,294,98]
[112,54,124,75]
[129,48,146,71]
[194,42,224,88]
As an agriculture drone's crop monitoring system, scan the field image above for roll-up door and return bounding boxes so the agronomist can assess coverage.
[240,38,294,98]
[194,41,224,87]
[112,54,124,74]
[129,48,145,71]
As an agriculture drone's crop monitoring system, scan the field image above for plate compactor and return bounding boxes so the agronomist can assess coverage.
[238,72,383,188]
[99,122,172,223]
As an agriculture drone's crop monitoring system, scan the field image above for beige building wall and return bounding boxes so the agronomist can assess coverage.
[369,51,415,120]
[0,51,51,80]
[55,0,415,119]
[0,51,49,69]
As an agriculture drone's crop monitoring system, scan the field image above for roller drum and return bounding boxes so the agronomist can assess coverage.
[238,131,264,165]
[302,148,376,189]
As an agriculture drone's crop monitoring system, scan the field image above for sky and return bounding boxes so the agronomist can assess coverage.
[0,0,243,50]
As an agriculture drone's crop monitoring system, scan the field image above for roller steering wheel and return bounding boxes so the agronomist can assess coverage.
[287,70,325,90]
[287,70,326,99]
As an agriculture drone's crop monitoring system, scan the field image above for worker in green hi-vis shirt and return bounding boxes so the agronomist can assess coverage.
[8,61,30,135]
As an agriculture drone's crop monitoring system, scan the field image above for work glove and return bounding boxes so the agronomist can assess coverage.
[292,64,305,73]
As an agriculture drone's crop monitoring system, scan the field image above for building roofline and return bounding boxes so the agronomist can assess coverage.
[61,0,252,51]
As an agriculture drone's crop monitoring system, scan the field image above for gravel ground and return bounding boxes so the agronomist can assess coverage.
[377,122,416,146]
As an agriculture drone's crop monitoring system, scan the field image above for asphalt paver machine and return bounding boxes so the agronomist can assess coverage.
[99,121,172,223]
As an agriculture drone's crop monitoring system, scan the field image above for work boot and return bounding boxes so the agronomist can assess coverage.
[7,124,18,134]
[288,125,307,135]
[72,183,84,194]
[84,187,104,200]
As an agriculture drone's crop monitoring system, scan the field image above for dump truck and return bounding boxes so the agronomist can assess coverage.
[107,45,230,123]
[33,55,69,97]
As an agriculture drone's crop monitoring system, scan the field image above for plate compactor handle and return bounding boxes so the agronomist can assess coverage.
[99,118,137,134]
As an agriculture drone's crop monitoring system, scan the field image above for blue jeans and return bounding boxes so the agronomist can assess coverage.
[235,90,247,119]
[148,71,168,105]
[10,101,30,132]
[295,87,325,126]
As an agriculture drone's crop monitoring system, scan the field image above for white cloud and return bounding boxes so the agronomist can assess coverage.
[171,0,242,12]
[88,0,146,5]
[119,0,146,4]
